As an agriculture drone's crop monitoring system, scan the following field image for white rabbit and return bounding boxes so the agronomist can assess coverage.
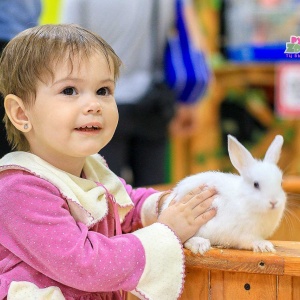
[163,135,286,255]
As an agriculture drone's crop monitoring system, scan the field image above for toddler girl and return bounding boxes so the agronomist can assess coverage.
[0,24,216,300]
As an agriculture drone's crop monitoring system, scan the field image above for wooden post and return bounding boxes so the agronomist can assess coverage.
[180,241,300,299]
[128,241,300,300]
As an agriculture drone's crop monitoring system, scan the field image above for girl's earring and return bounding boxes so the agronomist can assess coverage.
[24,123,29,130]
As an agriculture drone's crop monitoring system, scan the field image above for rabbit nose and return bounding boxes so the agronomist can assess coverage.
[270,201,277,209]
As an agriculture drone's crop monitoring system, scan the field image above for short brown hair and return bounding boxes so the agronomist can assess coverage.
[0,24,122,151]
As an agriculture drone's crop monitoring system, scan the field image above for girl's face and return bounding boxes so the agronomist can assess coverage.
[24,52,119,175]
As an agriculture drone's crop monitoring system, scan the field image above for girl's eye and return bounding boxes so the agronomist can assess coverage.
[62,87,77,96]
[97,87,110,96]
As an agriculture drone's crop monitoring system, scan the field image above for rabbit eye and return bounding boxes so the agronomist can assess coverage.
[254,181,260,189]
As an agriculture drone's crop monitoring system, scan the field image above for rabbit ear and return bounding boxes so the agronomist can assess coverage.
[228,135,255,174]
[264,135,284,164]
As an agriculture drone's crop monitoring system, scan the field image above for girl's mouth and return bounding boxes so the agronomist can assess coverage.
[75,126,100,132]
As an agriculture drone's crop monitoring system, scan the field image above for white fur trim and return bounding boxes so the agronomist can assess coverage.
[0,152,133,227]
[140,192,163,226]
[7,281,65,300]
[132,223,185,300]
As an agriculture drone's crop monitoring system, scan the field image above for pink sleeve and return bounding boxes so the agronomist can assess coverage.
[0,170,145,293]
[119,178,159,233]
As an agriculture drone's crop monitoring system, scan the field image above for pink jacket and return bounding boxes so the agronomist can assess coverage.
[0,169,157,299]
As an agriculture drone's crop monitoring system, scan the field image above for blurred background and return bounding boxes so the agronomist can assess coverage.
[21,0,300,183]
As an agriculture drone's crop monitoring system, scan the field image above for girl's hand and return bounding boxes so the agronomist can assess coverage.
[157,186,217,243]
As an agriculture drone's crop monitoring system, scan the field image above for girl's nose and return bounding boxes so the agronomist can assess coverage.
[87,107,101,114]
[85,99,102,114]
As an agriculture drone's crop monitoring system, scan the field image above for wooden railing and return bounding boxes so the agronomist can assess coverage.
[128,241,300,299]
[179,241,300,299]
[128,176,300,299]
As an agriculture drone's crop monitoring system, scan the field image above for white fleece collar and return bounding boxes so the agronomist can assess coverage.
[0,152,133,227]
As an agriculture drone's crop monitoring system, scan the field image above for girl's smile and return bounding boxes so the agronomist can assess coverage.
[74,122,103,134]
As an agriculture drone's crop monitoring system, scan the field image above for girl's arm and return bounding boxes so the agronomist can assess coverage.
[0,171,143,292]
[0,170,185,299]
[119,177,163,233]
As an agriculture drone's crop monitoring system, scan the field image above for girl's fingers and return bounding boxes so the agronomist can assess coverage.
[191,196,215,218]
[159,185,218,243]
[183,187,217,210]
[183,185,208,202]
[192,189,216,208]
[176,185,205,204]
[169,199,177,206]
[195,208,216,224]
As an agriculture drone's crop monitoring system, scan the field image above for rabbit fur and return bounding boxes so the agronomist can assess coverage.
[163,135,286,255]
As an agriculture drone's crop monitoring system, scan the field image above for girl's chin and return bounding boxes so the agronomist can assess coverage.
[77,144,104,156]
[80,150,101,157]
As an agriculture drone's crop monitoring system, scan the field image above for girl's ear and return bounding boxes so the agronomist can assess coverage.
[4,94,31,132]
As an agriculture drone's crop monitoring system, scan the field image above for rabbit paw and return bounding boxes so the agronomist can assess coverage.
[253,240,276,253]
[184,237,211,255]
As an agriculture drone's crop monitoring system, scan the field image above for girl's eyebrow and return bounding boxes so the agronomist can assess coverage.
[51,76,82,86]
[51,77,116,86]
